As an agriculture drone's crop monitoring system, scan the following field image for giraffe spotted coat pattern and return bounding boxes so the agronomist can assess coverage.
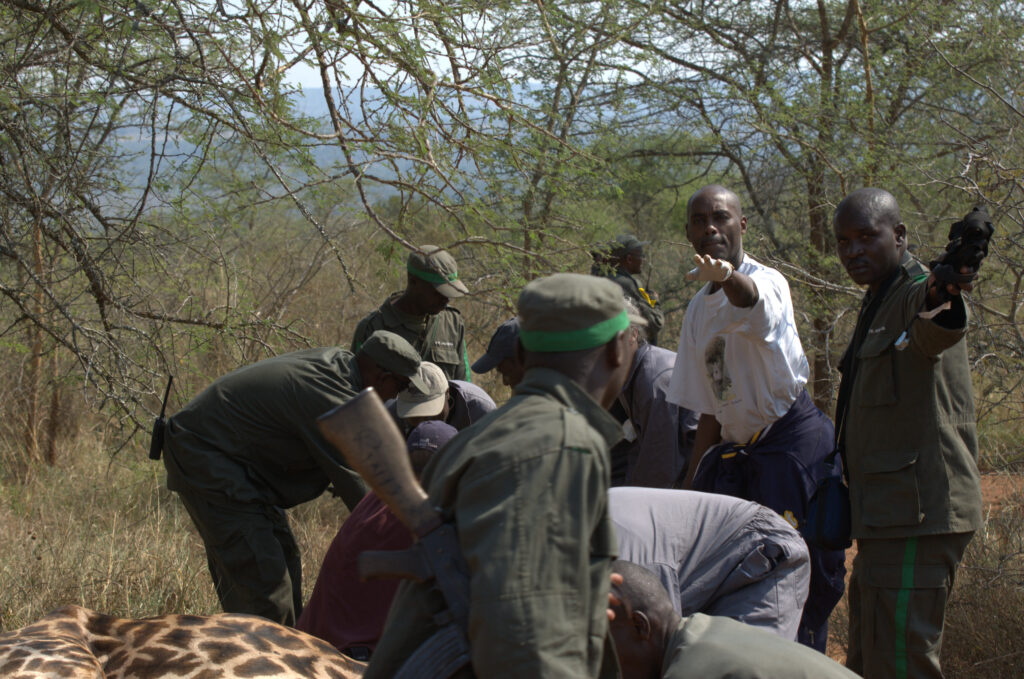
[0,605,366,678]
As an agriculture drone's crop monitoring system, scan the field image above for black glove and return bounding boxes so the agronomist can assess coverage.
[929,204,994,287]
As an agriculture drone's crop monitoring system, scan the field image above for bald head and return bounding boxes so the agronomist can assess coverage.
[609,560,680,679]
[611,560,676,615]
[834,188,902,229]
[687,184,742,214]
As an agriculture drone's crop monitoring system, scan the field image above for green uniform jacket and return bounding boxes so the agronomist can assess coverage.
[662,614,860,678]
[351,293,469,381]
[163,348,367,510]
[843,255,983,540]
[366,368,622,679]
[610,269,664,344]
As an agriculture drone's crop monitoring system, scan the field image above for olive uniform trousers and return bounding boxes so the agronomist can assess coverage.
[174,487,303,626]
[846,532,973,679]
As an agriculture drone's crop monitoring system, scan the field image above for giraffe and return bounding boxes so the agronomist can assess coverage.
[0,605,366,678]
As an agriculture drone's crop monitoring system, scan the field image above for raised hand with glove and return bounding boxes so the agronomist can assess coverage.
[684,253,758,308]
[686,254,735,282]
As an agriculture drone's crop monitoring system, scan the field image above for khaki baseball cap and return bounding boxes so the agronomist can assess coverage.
[517,273,632,352]
[396,361,449,418]
[360,330,427,391]
[407,245,469,298]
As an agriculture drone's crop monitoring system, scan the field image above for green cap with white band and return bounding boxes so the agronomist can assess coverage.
[407,245,469,298]
[517,273,640,352]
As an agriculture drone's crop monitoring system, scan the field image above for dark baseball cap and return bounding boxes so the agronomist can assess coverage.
[610,234,648,258]
[517,273,630,352]
[406,420,458,453]
[359,330,427,391]
[471,318,520,374]
[407,245,469,298]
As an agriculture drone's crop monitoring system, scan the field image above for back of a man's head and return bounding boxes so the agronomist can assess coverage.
[515,273,638,405]
[609,560,680,679]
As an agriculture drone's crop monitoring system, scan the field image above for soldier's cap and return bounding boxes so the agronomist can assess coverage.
[517,273,639,353]
[406,420,458,453]
[471,318,520,374]
[610,233,648,258]
[396,361,449,418]
[359,330,427,391]
[407,245,469,298]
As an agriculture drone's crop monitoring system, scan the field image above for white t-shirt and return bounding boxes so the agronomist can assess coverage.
[666,255,808,442]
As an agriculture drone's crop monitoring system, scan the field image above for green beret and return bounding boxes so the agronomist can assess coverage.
[407,245,469,298]
[360,331,426,390]
[517,273,630,352]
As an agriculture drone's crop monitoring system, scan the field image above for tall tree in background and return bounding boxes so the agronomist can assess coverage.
[1,0,1023,462]
[607,0,1024,410]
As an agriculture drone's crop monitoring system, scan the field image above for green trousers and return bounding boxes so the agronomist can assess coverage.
[846,532,973,679]
[174,487,303,626]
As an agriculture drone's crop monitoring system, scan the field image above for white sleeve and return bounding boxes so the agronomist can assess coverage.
[710,267,789,341]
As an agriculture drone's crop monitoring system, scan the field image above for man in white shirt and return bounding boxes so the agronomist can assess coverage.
[666,184,845,652]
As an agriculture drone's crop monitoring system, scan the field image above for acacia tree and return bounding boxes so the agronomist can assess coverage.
[597,0,1024,413]
[920,34,1024,454]
[0,0,550,458]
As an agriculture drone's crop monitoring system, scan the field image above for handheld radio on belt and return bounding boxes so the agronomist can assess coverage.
[148,375,174,461]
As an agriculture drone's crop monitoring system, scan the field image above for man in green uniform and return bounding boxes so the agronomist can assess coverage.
[595,234,665,344]
[352,245,471,380]
[833,188,985,678]
[162,330,424,626]
[366,273,638,679]
[608,560,859,678]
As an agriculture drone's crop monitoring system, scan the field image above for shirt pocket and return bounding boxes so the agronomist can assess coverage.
[426,338,462,370]
[855,331,899,407]
[861,448,924,528]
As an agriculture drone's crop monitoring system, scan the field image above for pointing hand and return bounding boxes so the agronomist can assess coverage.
[686,254,734,283]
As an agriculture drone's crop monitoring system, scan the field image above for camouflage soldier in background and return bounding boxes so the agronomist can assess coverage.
[352,245,471,380]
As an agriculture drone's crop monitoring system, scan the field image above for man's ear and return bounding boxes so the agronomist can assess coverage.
[894,222,906,244]
[631,610,652,640]
[606,330,630,369]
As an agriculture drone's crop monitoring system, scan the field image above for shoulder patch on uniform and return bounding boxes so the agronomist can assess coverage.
[913,273,929,283]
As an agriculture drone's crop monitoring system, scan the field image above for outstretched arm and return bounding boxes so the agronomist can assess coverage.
[687,255,758,308]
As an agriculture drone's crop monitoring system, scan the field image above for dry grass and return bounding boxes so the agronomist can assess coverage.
[0,432,344,632]
[3,425,1023,679]
[942,476,1024,678]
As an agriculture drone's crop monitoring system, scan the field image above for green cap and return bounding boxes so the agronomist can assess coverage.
[407,245,469,298]
[517,273,631,352]
[360,330,426,390]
